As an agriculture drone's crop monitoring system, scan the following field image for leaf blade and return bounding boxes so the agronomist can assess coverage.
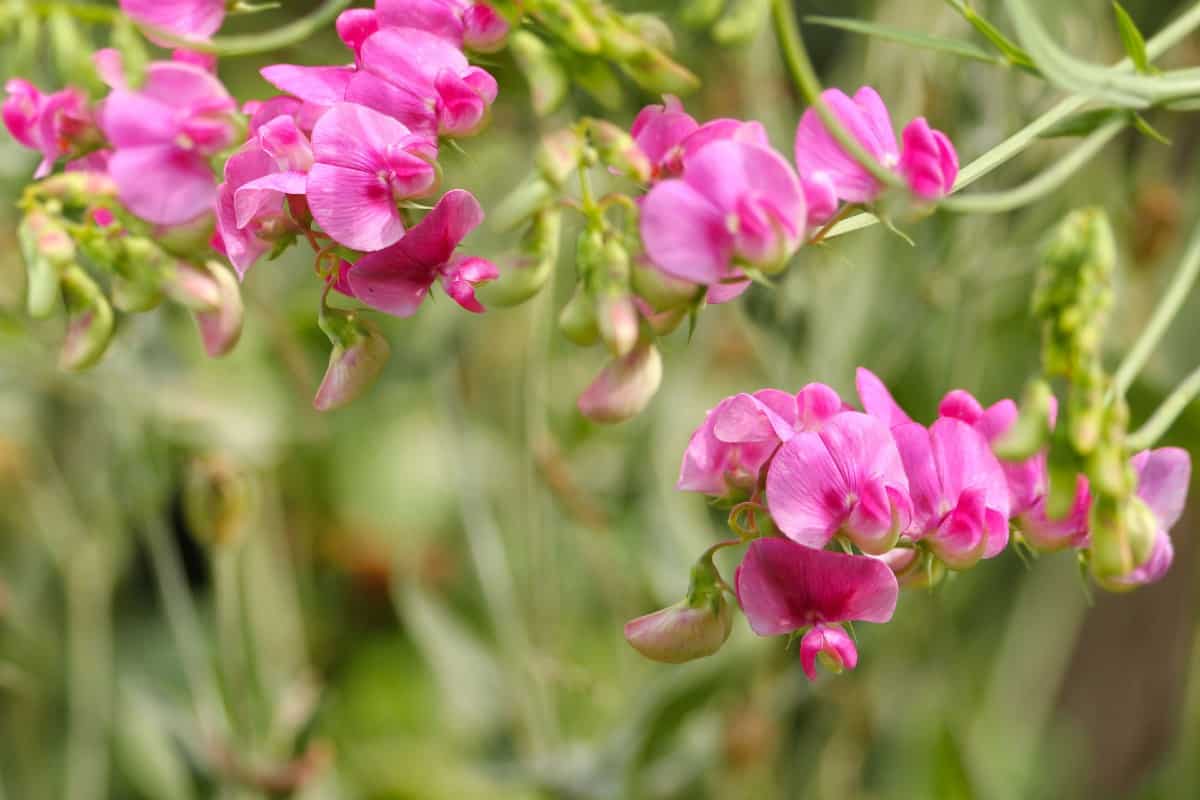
[804,16,1006,66]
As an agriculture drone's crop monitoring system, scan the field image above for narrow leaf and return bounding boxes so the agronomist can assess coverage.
[959,5,1037,71]
[805,16,1005,66]
[1112,2,1151,74]
[1131,113,1171,145]
[1037,108,1126,138]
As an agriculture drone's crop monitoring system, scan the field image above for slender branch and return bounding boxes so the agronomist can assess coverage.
[64,543,113,800]
[939,120,1125,214]
[1128,363,1200,450]
[1112,222,1200,398]
[770,0,904,190]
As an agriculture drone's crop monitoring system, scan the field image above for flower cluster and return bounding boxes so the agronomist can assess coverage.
[628,367,1190,679]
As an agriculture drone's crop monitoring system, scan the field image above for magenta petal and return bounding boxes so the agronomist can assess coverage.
[344,72,439,138]
[120,0,226,41]
[735,537,899,636]
[681,119,769,162]
[899,117,958,200]
[681,140,804,244]
[346,244,432,317]
[256,115,313,171]
[234,171,305,229]
[401,189,485,266]
[938,389,984,426]
[216,183,269,277]
[640,179,730,284]
[376,0,464,43]
[310,101,415,172]
[794,87,897,203]
[306,163,404,251]
[110,145,215,225]
[1133,447,1191,529]
[462,4,509,51]
[361,27,469,92]
[930,417,1011,520]
[799,625,858,681]
[796,383,846,430]
[3,79,41,148]
[336,8,380,56]
[434,68,488,136]
[929,487,989,568]
[260,65,354,106]
[855,367,912,428]
[441,255,498,312]
[631,97,697,172]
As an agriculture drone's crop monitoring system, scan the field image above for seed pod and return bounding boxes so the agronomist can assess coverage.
[314,307,391,411]
[509,31,569,116]
[625,13,675,53]
[620,47,701,96]
[590,119,651,183]
[479,206,562,307]
[59,266,115,371]
[559,282,599,345]
[538,0,602,53]
[491,177,556,232]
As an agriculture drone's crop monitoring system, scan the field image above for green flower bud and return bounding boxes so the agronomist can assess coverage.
[713,0,771,45]
[632,259,702,312]
[164,260,222,311]
[537,0,602,54]
[993,379,1055,461]
[558,282,599,346]
[1088,493,1157,582]
[491,177,556,232]
[18,211,71,318]
[564,53,625,110]
[480,207,562,307]
[619,47,701,96]
[590,119,652,183]
[625,13,676,53]
[59,266,115,371]
[595,292,638,357]
[110,237,170,312]
[509,31,569,116]
[314,308,392,412]
[183,454,255,548]
[680,0,725,28]
[536,128,584,187]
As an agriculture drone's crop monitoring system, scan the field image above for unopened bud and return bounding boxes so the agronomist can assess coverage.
[510,31,569,116]
[164,260,222,310]
[183,454,255,548]
[877,546,943,588]
[558,282,599,345]
[566,54,625,111]
[625,14,676,53]
[632,258,702,311]
[19,211,74,318]
[680,0,724,27]
[491,177,556,232]
[157,215,217,259]
[536,128,584,186]
[314,308,391,411]
[537,0,601,54]
[578,341,663,423]
[643,303,687,337]
[713,0,771,45]
[479,207,561,307]
[59,266,115,371]
[590,119,652,183]
[596,292,638,357]
[111,237,170,312]
[1088,494,1153,581]
[620,47,701,96]
[624,556,732,663]
[192,261,243,358]
[993,379,1055,461]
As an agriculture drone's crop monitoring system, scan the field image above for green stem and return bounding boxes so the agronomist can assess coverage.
[823,1,1200,239]
[770,0,903,190]
[940,120,1125,214]
[64,542,113,800]
[1127,363,1200,450]
[1112,221,1200,398]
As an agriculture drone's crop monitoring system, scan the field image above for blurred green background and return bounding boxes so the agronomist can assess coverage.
[1,0,1199,797]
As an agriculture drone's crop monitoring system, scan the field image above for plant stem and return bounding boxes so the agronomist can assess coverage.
[770,0,903,190]
[1127,363,1200,450]
[1112,222,1200,398]
[64,541,113,800]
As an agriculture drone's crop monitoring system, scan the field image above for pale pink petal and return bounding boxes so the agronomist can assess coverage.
[306,163,404,251]
[100,90,178,148]
[462,4,509,51]
[120,0,226,42]
[310,102,416,172]
[344,72,439,138]
[260,64,354,106]
[376,0,464,43]
[640,179,730,284]
[141,61,233,112]
[765,428,851,547]
[234,171,305,228]
[110,145,215,225]
[855,367,913,427]
[256,115,313,171]
[361,27,468,92]
[1133,448,1191,530]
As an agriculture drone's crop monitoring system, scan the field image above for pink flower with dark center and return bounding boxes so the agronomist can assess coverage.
[640,139,806,285]
[899,117,958,200]
[305,102,438,252]
[678,384,845,496]
[376,0,509,52]
[1109,448,1191,588]
[735,537,898,680]
[334,189,496,316]
[98,58,237,225]
[765,411,913,555]
[3,80,95,178]
[120,0,225,43]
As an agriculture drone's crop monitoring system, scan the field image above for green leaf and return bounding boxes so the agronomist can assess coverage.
[1112,2,1152,74]
[1131,113,1171,144]
[1037,108,1126,138]
[804,16,1005,66]
[958,4,1038,71]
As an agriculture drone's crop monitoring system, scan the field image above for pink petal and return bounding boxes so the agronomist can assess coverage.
[361,27,469,93]
[336,8,380,57]
[216,182,271,277]
[400,188,485,267]
[100,90,178,148]
[735,537,899,635]
[938,389,984,426]
[141,61,234,113]
[713,390,796,444]
[234,171,305,229]
[680,119,768,162]
[640,179,730,284]
[794,87,898,204]
[930,417,1011,520]
[376,0,465,43]
[110,145,216,225]
[796,383,846,430]
[899,117,958,200]
[462,4,509,51]
[3,79,41,149]
[434,68,489,136]
[1133,448,1191,530]
[632,100,699,173]
[260,64,354,106]
[855,367,912,428]
[344,72,439,138]
[120,0,226,42]
[799,624,859,681]
[306,163,404,251]
[440,255,498,312]
[681,140,804,240]
[310,101,416,173]
[257,115,313,171]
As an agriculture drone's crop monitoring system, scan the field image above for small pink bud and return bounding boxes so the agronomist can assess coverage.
[193,261,243,358]
[462,3,509,53]
[898,117,958,201]
[314,309,391,412]
[625,555,732,664]
[596,293,639,358]
[578,342,663,424]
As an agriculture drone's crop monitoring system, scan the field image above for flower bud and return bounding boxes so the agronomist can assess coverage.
[993,379,1055,461]
[509,31,569,116]
[462,4,509,53]
[192,261,243,358]
[558,282,599,345]
[538,0,602,54]
[18,211,74,318]
[590,119,652,183]
[478,207,561,307]
[156,214,217,259]
[536,128,584,187]
[183,454,255,548]
[877,547,943,589]
[491,177,556,232]
[595,292,639,357]
[631,258,702,311]
[164,260,222,311]
[314,308,391,412]
[624,556,732,663]
[620,47,701,96]
[1088,494,1157,581]
[680,0,725,27]
[59,266,115,371]
[111,237,170,312]
[713,0,771,45]
[567,55,625,111]
[625,14,675,53]
[799,624,858,681]
[642,303,687,337]
[29,171,118,205]
[578,341,662,423]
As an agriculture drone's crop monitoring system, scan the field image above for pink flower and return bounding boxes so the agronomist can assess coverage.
[335,189,496,316]
[577,342,664,424]
[794,87,898,205]
[3,80,95,178]
[305,102,438,252]
[98,59,237,225]
[899,117,958,200]
[260,64,356,109]
[1110,448,1191,587]
[677,385,845,496]
[765,411,913,554]
[640,139,806,285]
[735,537,898,680]
[376,0,509,52]
[336,9,381,61]
[120,0,226,43]
[631,96,767,180]
[353,27,499,138]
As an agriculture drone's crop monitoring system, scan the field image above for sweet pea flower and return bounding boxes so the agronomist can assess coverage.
[335,189,496,316]
[678,384,845,495]
[305,102,438,252]
[3,80,96,178]
[353,27,499,138]
[631,96,767,180]
[735,537,899,680]
[336,9,381,60]
[120,0,226,44]
[98,58,237,225]
[376,0,510,52]
[765,411,913,555]
[640,139,806,286]
[899,117,958,200]
[1108,448,1191,588]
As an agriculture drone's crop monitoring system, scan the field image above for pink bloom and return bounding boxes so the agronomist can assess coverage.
[336,9,381,60]
[640,139,806,285]
[354,27,499,138]
[260,64,356,108]
[120,0,225,43]
[3,80,95,178]
[335,189,495,316]
[245,96,327,136]
[305,102,437,252]
[899,117,958,200]
[1110,448,1191,587]
[765,411,913,554]
[577,342,663,424]
[678,385,845,495]
[631,96,767,180]
[794,87,898,205]
[98,60,237,225]
[735,537,898,679]
[377,0,509,52]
